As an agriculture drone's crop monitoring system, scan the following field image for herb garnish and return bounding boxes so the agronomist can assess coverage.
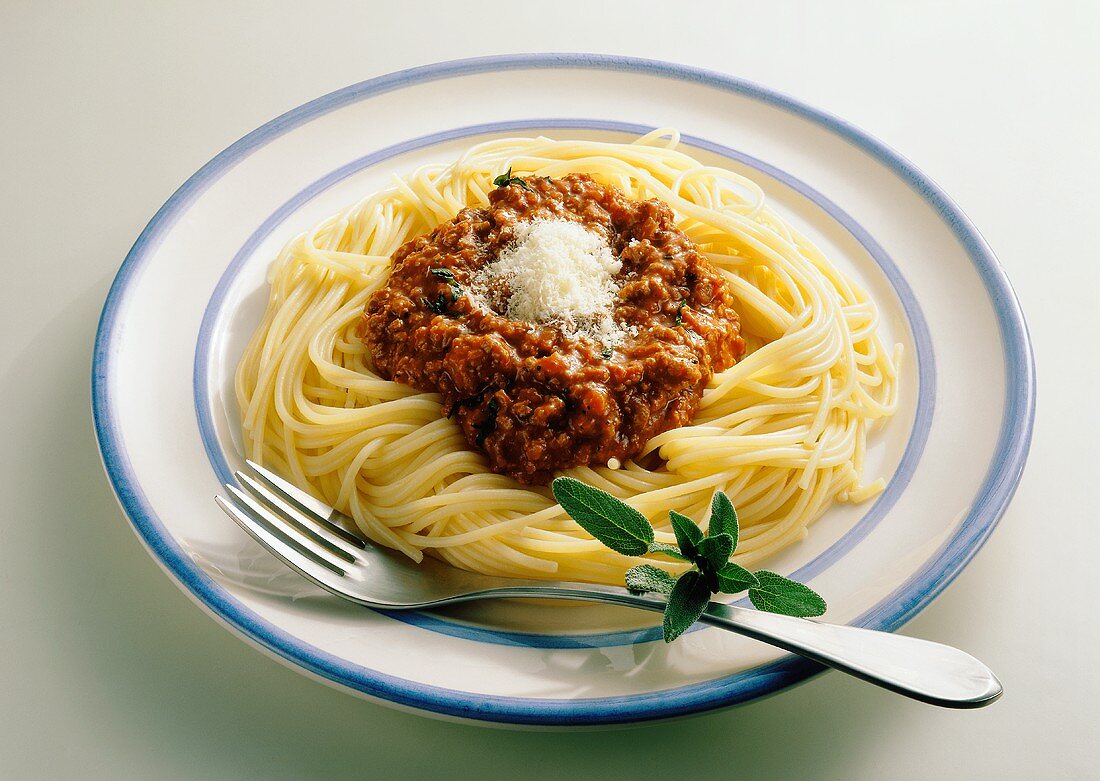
[600,346,613,360]
[430,267,463,302]
[492,167,532,191]
[674,300,687,327]
[421,294,450,315]
[421,267,463,316]
[475,397,500,447]
[551,478,826,642]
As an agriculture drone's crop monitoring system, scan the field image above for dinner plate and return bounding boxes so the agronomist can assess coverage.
[92,54,1034,727]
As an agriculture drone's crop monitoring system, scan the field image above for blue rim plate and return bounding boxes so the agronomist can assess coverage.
[92,54,1034,726]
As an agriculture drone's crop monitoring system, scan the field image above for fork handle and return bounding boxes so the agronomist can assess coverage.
[458,584,1001,708]
[697,600,1001,707]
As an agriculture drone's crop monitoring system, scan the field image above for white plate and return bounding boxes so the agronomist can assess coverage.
[92,54,1034,727]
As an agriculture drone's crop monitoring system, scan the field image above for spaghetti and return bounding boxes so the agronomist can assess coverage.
[234,131,901,583]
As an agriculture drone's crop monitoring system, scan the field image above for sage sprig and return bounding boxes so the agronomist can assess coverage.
[551,477,826,642]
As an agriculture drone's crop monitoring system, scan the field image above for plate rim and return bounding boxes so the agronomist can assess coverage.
[91,53,1036,726]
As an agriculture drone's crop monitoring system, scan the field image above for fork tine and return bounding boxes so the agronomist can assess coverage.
[215,495,349,589]
[224,485,351,573]
[244,460,364,548]
[235,472,362,561]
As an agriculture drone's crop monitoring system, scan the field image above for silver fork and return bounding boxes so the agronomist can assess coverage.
[215,461,1002,708]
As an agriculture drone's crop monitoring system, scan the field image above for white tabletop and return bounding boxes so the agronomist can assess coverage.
[2,2,1097,778]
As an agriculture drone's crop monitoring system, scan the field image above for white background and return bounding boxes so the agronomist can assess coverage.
[1,2,1097,778]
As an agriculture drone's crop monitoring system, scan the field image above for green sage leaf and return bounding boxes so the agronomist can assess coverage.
[669,510,704,561]
[697,533,734,572]
[663,571,712,643]
[748,571,827,617]
[716,561,757,594]
[552,477,654,556]
[709,491,738,547]
[647,541,689,561]
[625,564,677,595]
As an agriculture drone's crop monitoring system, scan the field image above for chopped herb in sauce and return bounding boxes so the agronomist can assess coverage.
[475,397,500,447]
[492,167,532,191]
[429,267,457,281]
[421,294,451,315]
[674,300,688,326]
[429,267,463,302]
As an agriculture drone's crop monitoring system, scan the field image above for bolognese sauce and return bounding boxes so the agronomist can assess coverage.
[360,174,745,484]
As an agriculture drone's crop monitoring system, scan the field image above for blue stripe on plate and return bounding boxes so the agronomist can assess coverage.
[192,117,935,648]
[92,54,1034,726]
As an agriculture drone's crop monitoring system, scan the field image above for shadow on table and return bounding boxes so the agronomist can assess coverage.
[5,274,993,780]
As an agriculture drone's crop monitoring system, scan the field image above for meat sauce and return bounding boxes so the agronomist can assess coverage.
[359,174,745,484]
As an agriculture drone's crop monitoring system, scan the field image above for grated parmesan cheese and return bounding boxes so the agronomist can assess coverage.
[473,219,625,345]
